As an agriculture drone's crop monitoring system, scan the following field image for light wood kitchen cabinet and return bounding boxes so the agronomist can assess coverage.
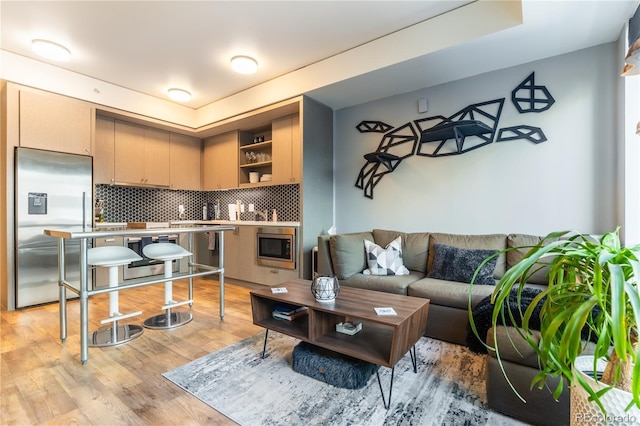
[170,133,202,190]
[223,225,299,285]
[221,226,246,280]
[114,121,170,187]
[237,114,300,187]
[19,89,93,155]
[271,114,301,184]
[203,131,238,190]
[252,264,300,286]
[94,116,115,184]
[143,127,170,186]
[114,121,145,184]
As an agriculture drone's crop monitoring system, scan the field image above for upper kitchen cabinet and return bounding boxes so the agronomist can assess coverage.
[143,127,170,186]
[114,121,145,184]
[114,120,170,187]
[271,114,301,184]
[94,116,115,185]
[19,88,93,156]
[236,114,300,187]
[170,133,202,190]
[203,131,238,190]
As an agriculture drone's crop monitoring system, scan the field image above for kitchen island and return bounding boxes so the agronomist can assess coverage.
[44,223,236,364]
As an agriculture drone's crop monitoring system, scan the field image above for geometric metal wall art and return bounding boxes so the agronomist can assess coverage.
[414,98,505,157]
[355,123,418,199]
[497,126,548,144]
[511,72,555,113]
[354,72,556,199]
[356,120,394,133]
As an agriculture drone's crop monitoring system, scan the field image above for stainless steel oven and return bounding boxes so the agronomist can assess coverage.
[256,227,296,270]
[123,234,180,280]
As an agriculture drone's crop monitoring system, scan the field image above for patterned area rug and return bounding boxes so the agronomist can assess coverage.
[163,333,527,425]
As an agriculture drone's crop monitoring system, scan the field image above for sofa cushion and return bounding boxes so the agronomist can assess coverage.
[487,325,597,369]
[426,243,498,285]
[340,271,424,295]
[486,326,542,371]
[363,237,410,276]
[329,232,374,279]
[408,277,496,309]
[373,229,430,273]
[507,234,556,285]
[428,233,507,278]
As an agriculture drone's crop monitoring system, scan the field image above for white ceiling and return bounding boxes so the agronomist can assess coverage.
[1,0,638,115]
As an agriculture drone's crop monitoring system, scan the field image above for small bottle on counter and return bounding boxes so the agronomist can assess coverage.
[203,205,207,220]
[272,209,278,222]
[98,208,104,223]
[214,199,221,220]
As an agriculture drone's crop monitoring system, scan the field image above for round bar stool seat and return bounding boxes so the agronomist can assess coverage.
[88,246,144,347]
[142,243,193,329]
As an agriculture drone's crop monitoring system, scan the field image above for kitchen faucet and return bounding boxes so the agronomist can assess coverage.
[255,210,268,221]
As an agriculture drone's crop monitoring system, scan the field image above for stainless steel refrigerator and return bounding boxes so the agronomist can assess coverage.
[15,147,93,308]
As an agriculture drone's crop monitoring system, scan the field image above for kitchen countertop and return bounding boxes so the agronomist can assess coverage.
[170,220,300,227]
[94,220,299,228]
[44,224,237,239]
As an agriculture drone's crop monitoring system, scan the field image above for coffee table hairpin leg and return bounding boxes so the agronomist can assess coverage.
[376,345,418,409]
[409,345,417,373]
[261,329,269,359]
[376,367,395,409]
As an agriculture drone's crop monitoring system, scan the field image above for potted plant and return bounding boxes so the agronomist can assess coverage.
[469,228,640,419]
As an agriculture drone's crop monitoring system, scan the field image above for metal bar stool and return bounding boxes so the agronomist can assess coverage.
[142,242,193,329]
[88,246,144,347]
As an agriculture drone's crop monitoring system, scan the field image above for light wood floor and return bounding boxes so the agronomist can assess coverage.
[0,278,264,425]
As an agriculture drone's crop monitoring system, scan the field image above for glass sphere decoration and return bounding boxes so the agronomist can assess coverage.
[311,275,340,303]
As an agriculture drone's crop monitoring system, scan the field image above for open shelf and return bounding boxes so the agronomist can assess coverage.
[255,315,310,341]
[313,320,393,365]
[240,161,272,169]
[240,140,272,151]
[239,128,273,185]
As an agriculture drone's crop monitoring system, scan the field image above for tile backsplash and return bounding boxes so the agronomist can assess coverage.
[95,184,300,223]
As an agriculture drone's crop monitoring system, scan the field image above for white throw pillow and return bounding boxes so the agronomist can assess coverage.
[362,236,410,276]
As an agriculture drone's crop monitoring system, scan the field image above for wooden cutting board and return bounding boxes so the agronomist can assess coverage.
[126,222,170,229]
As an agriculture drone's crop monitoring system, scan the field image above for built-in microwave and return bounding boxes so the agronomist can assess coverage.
[256,227,296,270]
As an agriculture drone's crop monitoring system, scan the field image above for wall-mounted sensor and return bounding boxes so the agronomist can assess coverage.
[418,98,428,114]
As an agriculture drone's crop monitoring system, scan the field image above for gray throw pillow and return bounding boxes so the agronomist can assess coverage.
[426,243,498,285]
[329,232,374,279]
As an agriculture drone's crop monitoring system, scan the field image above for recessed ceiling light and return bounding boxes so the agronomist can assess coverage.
[230,56,258,74]
[31,39,71,62]
[167,88,192,102]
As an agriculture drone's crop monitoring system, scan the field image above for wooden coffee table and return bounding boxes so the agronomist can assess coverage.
[250,279,430,408]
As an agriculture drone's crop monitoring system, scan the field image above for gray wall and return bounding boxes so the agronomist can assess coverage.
[301,97,334,278]
[333,43,619,236]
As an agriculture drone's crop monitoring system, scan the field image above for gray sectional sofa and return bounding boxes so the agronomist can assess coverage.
[317,229,570,426]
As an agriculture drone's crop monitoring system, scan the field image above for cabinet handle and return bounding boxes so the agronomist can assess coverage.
[105,238,116,242]
[270,269,279,274]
